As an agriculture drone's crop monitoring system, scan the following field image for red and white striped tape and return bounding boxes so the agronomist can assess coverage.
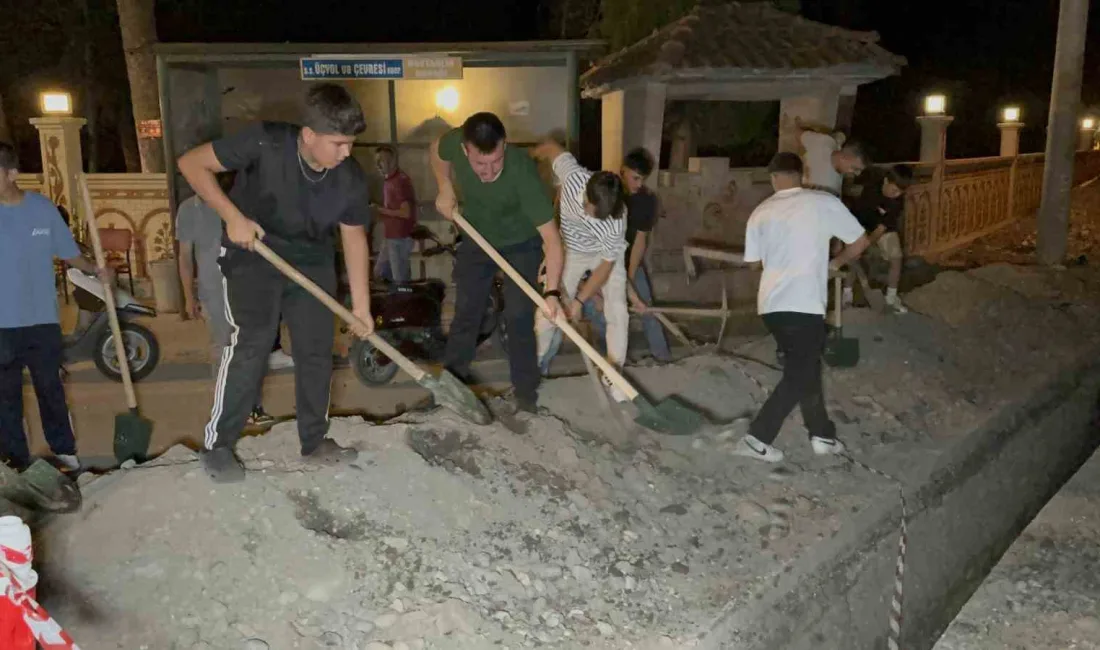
[0,516,80,650]
[841,454,908,650]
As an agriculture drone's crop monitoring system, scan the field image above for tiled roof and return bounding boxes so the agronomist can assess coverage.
[580,2,906,90]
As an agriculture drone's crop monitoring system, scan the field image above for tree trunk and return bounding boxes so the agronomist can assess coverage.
[81,0,98,172]
[1037,0,1090,265]
[115,0,164,173]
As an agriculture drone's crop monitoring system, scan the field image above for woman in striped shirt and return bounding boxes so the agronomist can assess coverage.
[532,139,635,400]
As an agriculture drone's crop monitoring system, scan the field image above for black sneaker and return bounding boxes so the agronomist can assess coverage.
[201,447,245,484]
[301,438,358,466]
[515,395,538,415]
[247,407,276,427]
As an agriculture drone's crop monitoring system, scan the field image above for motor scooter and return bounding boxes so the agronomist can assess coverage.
[345,225,507,385]
[63,268,160,382]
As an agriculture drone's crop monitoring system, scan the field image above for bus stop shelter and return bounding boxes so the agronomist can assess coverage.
[155,40,603,213]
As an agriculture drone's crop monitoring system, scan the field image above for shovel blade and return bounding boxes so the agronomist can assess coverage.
[824,333,860,368]
[17,460,82,513]
[114,411,153,464]
[632,395,705,436]
[419,370,493,426]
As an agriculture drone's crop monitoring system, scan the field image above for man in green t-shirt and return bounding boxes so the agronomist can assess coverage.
[431,112,563,413]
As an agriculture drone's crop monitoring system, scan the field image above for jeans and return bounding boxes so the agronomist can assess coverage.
[537,321,563,376]
[582,266,671,362]
[0,324,76,469]
[375,236,414,283]
[749,312,836,445]
[444,237,542,403]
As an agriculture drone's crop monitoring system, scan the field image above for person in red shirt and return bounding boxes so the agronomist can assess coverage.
[372,145,418,283]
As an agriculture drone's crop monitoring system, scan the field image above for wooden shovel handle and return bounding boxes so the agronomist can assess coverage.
[450,212,640,401]
[647,306,730,317]
[250,240,427,382]
[651,312,693,347]
[833,276,843,329]
[78,175,138,409]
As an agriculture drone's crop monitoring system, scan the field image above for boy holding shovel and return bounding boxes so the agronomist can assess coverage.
[178,83,375,483]
[430,113,564,414]
[0,143,113,471]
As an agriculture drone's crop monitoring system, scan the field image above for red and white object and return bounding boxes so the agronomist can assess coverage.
[0,516,80,649]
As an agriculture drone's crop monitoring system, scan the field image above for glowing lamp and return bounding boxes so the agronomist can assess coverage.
[435,87,459,113]
[40,91,72,116]
[924,94,946,116]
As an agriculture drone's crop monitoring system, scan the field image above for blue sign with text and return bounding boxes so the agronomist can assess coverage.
[300,58,404,80]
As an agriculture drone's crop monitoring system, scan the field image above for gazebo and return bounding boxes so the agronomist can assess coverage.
[580,1,906,172]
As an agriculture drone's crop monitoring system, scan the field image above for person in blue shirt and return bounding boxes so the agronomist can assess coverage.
[0,142,112,471]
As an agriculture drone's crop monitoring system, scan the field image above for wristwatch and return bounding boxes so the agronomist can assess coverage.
[543,289,562,299]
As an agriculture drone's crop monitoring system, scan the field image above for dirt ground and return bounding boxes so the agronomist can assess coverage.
[25,183,1100,649]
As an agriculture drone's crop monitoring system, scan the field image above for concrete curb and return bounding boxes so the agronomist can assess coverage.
[699,349,1100,649]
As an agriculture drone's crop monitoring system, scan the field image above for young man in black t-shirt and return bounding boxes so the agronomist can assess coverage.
[178,84,375,483]
[582,148,671,363]
[846,164,913,314]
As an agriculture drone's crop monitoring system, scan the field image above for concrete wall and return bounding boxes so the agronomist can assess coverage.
[700,354,1100,650]
[645,158,772,305]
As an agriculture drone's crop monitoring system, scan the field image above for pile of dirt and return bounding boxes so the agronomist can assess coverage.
[36,260,1100,650]
[37,356,907,650]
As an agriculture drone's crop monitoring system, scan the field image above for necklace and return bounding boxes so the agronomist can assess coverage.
[297,148,329,183]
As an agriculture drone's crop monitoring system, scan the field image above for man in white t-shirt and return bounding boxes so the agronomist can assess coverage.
[798,123,866,195]
[736,152,869,463]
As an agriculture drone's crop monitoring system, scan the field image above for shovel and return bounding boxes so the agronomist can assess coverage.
[451,212,705,436]
[852,264,885,311]
[78,176,153,463]
[824,276,860,368]
[251,240,491,426]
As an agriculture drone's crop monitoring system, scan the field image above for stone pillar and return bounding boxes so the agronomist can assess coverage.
[668,120,695,171]
[600,82,667,178]
[778,88,841,153]
[835,85,858,133]
[917,115,954,163]
[30,117,87,232]
[1078,123,1097,151]
[999,122,1023,157]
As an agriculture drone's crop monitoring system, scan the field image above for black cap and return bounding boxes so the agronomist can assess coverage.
[768,152,803,175]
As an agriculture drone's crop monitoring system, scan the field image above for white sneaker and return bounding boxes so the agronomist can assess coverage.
[268,350,295,370]
[811,436,847,456]
[731,435,785,463]
[885,296,908,314]
[56,454,81,471]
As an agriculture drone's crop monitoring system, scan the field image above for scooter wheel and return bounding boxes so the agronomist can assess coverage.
[350,337,400,385]
[94,322,161,382]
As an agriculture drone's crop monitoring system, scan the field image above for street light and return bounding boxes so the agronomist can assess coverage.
[1083,117,1096,130]
[39,91,72,116]
[924,94,947,116]
[1002,106,1021,123]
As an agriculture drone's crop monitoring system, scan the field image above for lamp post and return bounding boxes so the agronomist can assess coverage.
[916,93,952,163]
[999,106,1023,157]
[29,89,86,219]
